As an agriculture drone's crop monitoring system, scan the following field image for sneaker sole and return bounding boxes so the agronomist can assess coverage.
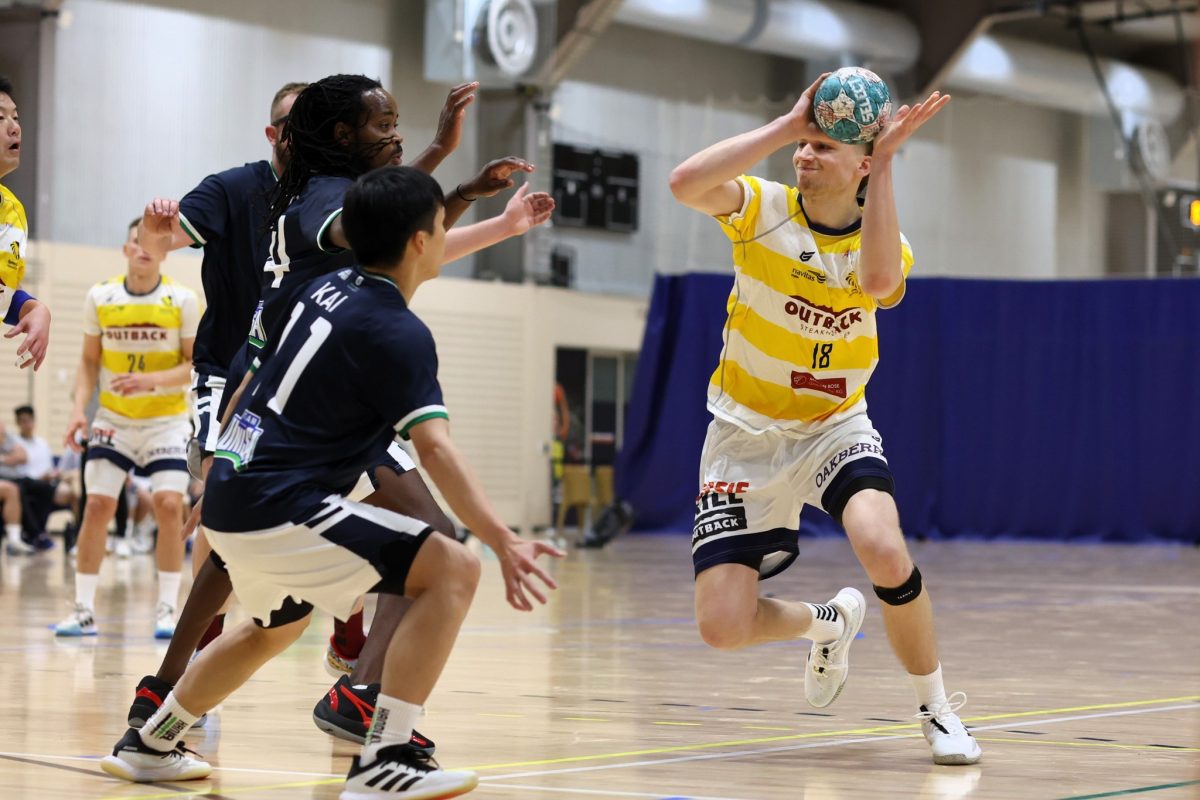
[340,774,478,800]
[807,587,866,709]
[933,747,982,766]
[313,708,367,745]
[154,630,175,640]
[100,754,212,782]
[54,629,98,637]
[324,651,357,679]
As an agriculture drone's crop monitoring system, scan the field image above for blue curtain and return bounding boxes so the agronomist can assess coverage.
[616,274,1200,544]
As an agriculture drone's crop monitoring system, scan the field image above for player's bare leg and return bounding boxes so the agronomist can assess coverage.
[841,488,980,764]
[694,563,816,650]
[152,491,186,638]
[54,494,117,635]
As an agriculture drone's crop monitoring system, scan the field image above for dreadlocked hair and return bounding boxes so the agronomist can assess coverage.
[265,74,388,232]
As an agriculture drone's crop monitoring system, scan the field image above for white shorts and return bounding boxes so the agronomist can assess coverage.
[205,493,432,627]
[84,410,191,498]
[692,412,894,580]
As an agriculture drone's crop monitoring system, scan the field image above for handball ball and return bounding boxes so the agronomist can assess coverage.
[813,67,893,145]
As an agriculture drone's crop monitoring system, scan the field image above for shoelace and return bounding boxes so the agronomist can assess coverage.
[914,691,970,733]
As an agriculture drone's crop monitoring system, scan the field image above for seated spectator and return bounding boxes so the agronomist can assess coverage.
[0,423,33,554]
[11,405,57,548]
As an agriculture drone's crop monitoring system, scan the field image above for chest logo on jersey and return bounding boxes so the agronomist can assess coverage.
[310,281,348,313]
[791,267,827,284]
[798,250,816,262]
[215,411,264,471]
[105,325,169,342]
[783,296,866,337]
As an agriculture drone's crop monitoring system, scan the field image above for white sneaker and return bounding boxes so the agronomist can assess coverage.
[100,728,211,782]
[154,603,176,640]
[917,692,983,765]
[130,533,154,555]
[804,587,865,708]
[55,602,98,637]
[5,537,36,556]
[115,538,132,558]
[341,744,476,799]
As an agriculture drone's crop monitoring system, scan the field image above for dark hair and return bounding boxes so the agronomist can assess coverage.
[14,405,33,418]
[265,74,386,232]
[270,81,309,123]
[0,75,13,101]
[128,217,141,232]
[858,138,875,198]
[343,167,444,268]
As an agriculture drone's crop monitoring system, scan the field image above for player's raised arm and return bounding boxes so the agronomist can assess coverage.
[669,72,830,217]
[137,198,193,261]
[440,155,536,229]
[441,183,554,265]
[407,81,479,177]
[857,90,950,301]
[408,417,563,612]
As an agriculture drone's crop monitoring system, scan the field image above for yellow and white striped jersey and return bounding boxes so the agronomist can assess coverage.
[0,183,28,321]
[708,175,913,434]
[83,275,200,420]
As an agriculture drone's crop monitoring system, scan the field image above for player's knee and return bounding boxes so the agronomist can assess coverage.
[695,605,752,651]
[153,492,183,517]
[421,533,480,599]
[848,526,910,586]
[84,494,118,516]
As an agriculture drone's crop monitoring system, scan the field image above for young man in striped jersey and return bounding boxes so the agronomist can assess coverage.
[0,76,51,375]
[57,219,201,638]
[670,75,980,766]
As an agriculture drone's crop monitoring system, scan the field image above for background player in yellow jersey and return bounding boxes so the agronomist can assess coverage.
[670,75,981,766]
[56,219,200,638]
[0,76,51,371]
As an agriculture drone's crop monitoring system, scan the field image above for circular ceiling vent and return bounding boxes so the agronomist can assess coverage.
[476,0,538,77]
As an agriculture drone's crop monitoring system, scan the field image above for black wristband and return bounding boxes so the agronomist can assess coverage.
[456,184,476,202]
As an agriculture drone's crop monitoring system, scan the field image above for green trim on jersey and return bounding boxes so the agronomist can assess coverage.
[397,410,449,440]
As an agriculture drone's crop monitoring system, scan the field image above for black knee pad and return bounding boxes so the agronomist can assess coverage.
[873,565,922,606]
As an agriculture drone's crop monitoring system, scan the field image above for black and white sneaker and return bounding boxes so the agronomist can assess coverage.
[917,692,983,765]
[100,727,211,782]
[340,744,476,799]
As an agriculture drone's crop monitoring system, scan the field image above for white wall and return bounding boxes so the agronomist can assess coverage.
[46,0,394,246]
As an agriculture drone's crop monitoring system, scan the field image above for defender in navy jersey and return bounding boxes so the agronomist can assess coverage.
[123,78,484,746]
[102,167,563,799]
[244,73,555,373]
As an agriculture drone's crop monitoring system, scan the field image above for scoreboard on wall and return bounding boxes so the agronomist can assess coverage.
[551,143,639,232]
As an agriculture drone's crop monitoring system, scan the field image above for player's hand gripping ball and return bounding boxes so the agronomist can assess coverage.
[813,67,893,145]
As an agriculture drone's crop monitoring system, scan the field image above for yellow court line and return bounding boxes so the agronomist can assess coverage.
[971,736,1200,753]
[101,694,1200,800]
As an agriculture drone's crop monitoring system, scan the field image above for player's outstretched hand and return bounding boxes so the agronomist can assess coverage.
[498,536,565,612]
[460,156,535,200]
[430,82,479,159]
[784,72,831,139]
[143,198,180,236]
[6,301,50,370]
[63,411,88,453]
[502,184,556,235]
[871,90,951,161]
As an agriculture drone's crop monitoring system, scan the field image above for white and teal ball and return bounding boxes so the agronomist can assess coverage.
[813,67,893,145]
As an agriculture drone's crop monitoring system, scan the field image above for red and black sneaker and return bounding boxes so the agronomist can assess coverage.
[127,675,206,729]
[312,675,435,755]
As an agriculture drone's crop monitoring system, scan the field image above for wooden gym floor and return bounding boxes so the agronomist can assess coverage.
[0,534,1196,799]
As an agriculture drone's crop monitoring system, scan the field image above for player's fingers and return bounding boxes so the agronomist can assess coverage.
[3,317,26,338]
[513,182,530,199]
[535,541,567,559]
[519,572,548,605]
[803,72,831,98]
[526,560,558,593]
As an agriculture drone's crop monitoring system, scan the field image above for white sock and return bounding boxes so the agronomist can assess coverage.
[910,663,948,710]
[140,690,200,752]
[75,572,100,610]
[801,602,845,644]
[136,516,155,539]
[361,693,421,763]
[5,523,21,544]
[158,571,181,609]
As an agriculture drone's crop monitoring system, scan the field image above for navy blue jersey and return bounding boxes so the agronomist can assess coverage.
[204,267,447,532]
[250,175,356,356]
[178,160,276,377]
